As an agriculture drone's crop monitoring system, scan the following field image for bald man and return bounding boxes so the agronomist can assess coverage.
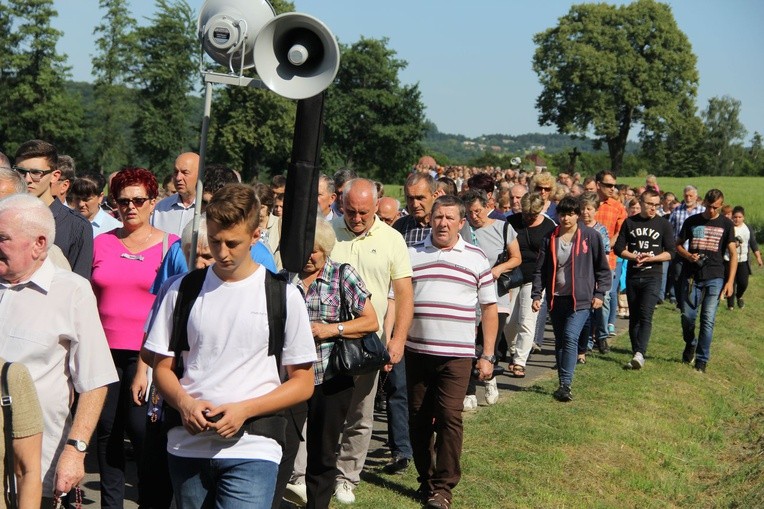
[377,197,401,226]
[151,152,200,236]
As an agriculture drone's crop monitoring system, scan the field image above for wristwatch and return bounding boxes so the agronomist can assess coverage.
[66,439,88,453]
[337,323,345,337]
[479,354,496,363]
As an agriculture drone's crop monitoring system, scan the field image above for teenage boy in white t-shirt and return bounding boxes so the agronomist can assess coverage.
[145,184,316,508]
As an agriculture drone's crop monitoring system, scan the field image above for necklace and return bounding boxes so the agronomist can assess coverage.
[119,228,153,252]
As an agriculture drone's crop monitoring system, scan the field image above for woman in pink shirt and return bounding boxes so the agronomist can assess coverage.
[91,168,178,508]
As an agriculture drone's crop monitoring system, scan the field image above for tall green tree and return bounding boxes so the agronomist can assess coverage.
[207,0,296,181]
[702,95,747,175]
[532,0,698,174]
[0,0,83,156]
[89,0,138,172]
[324,37,426,182]
[132,0,198,172]
[641,113,709,177]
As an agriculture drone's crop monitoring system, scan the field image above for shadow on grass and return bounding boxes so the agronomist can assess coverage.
[359,470,421,503]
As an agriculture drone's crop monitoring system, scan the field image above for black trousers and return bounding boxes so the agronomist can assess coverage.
[726,260,751,306]
[96,349,148,509]
[626,276,662,355]
[305,375,354,509]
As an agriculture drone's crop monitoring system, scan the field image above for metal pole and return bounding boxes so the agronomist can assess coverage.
[190,79,213,266]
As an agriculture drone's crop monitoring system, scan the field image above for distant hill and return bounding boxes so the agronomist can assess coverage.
[422,122,639,164]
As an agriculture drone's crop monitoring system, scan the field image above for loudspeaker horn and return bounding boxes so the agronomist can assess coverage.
[253,12,340,100]
[198,0,276,70]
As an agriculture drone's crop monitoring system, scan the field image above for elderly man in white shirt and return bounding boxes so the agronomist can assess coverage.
[0,194,117,505]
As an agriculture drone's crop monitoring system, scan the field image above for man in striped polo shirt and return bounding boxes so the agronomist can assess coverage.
[405,194,498,509]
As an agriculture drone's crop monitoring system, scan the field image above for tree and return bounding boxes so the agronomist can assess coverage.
[0,0,84,156]
[206,0,296,181]
[749,132,763,174]
[702,95,747,175]
[132,0,198,172]
[641,113,709,177]
[324,37,427,182]
[88,0,138,172]
[532,0,698,174]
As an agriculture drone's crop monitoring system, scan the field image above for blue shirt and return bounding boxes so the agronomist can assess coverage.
[91,208,122,238]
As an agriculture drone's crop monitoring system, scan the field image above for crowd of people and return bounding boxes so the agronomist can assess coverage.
[0,142,760,509]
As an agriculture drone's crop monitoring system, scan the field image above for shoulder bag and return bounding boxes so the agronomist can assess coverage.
[495,220,524,296]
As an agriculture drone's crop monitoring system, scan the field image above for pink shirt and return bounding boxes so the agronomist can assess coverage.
[92,231,179,351]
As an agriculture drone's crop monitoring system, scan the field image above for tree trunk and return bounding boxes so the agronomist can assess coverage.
[607,113,632,175]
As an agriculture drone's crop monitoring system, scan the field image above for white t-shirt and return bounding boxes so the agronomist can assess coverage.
[144,265,316,463]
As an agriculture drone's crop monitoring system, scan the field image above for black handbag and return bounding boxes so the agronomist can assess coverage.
[328,264,390,376]
[495,221,524,296]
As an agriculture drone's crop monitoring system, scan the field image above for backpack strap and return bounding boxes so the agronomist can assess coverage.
[2,362,17,509]
[169,267,209,365]
[264,270,288,370]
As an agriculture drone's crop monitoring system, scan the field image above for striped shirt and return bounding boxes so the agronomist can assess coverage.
[406,235,497,358]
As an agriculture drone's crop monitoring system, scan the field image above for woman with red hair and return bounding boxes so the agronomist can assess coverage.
[90,167,178,508]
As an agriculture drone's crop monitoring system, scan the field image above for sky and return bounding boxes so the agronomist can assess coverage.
[50,0,764,141]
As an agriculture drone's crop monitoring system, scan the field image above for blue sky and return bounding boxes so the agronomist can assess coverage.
[52,0,764,140]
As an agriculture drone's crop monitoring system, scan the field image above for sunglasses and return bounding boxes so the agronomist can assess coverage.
[116,197,151,208]
[598,182,616,188]
[13,166,55,182]
[536,186,552,192]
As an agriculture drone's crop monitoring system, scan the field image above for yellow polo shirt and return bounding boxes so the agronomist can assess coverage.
[331,216,413,336]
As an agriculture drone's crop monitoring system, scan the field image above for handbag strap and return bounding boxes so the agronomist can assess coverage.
[338,263,352,322]
[2,362,17,509]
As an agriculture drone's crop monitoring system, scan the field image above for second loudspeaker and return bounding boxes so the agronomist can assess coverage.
[254,12,340,100]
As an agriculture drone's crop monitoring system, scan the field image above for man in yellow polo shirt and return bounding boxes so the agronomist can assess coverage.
[330,178,413,504]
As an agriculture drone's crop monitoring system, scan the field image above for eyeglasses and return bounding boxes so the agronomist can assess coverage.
[13,166,55,182]
[116,197,150,208]
[641,201,660,208]
[598,182,616,188]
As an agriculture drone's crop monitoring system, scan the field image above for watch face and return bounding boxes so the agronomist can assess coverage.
[76,441,87,452]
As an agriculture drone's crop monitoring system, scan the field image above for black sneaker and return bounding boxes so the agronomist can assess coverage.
[553,384,573,402]
[598,339,610,354]
[694,360,707,373]
[738,298,745,309]
[682,344,696,364]
[382,457,409,475]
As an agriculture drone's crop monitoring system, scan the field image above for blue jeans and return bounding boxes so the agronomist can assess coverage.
[681,277,723,364]
[168,455,278,509]
[384,356,412,459]
[608,264,621,326]
[549,297,591,387]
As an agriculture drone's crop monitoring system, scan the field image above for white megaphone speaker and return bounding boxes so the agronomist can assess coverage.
[198,0,276,71]
[253,12,340,100]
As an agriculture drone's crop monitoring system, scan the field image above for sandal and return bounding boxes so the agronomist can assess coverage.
[577,354,586,364]
[512,365,526,378]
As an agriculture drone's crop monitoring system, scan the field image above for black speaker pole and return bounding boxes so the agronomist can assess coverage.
[280,92,325,273]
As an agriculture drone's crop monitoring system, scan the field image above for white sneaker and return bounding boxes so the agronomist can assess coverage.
[630,352,645,370]
[484,378,499,405]
[463,394,478,412]
[334,481,356,504]
[284,481,307,507]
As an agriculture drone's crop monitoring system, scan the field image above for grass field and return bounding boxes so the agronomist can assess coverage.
[345,267,764,508]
